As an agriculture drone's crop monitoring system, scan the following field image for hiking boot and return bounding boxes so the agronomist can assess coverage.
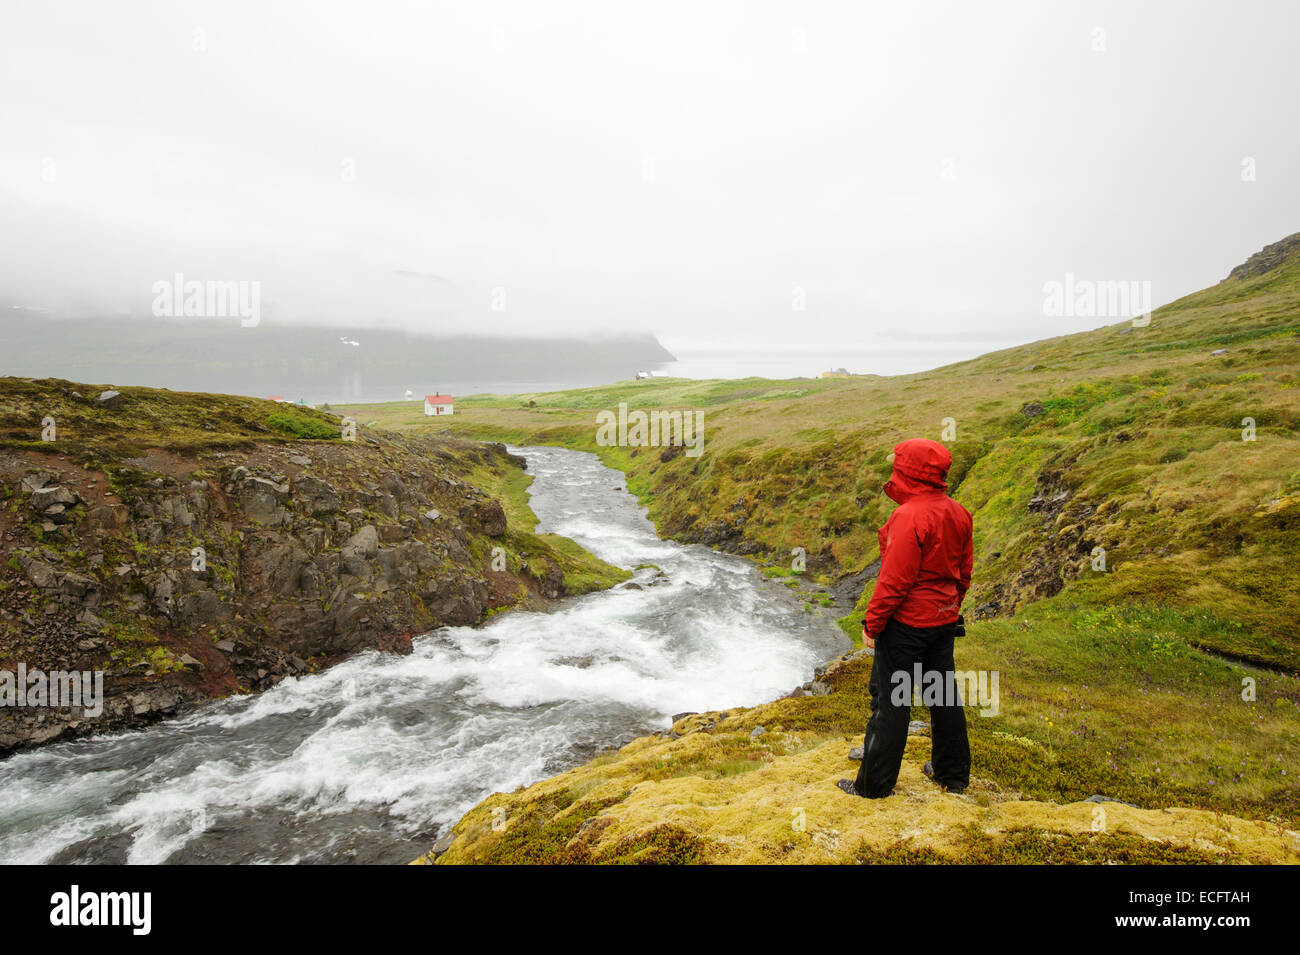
[837,778,863,797]
[838,778,894,798]
[848,746,863,761]
[923,761,966,794]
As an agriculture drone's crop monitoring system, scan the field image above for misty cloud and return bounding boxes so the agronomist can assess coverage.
[1,0,1296,368]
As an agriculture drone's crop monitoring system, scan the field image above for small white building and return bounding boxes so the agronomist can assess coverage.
[424,393,454,416]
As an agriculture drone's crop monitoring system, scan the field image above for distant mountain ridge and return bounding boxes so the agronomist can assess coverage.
[0,317,676,403]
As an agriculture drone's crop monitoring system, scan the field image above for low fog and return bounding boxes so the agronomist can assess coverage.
[2,0,1297,367]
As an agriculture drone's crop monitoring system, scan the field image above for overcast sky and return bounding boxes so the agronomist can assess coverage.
[1,0,1296,364]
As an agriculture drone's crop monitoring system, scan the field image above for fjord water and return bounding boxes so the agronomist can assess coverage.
[0,447,848,864]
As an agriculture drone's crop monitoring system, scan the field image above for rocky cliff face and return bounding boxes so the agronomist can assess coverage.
[1225,231,1300,281]
[0,382,617,755]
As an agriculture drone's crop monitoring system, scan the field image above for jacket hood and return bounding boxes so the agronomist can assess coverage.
[883,438,952,504]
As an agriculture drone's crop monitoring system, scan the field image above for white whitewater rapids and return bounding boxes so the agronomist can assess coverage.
[0,446,848,864]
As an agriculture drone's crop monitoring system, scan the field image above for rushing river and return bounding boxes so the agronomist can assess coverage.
[0,447,848,864]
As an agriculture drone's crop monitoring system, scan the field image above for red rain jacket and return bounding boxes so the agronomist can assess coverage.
[863,439,974,638]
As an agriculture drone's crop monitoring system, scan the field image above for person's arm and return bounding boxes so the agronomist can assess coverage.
[956,522,973,608]
[863,516,923,646]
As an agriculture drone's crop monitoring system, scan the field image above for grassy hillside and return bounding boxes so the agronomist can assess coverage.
[341,235,1300,864]
[344,234,1300,673]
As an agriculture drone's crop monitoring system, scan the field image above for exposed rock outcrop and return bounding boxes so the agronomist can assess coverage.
[0,431,613,757]
[1225,231,1300,281]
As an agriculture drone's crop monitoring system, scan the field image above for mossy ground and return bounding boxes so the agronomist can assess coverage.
[419,608,1299,865]
[0,378,343,465]
[420,720,1299,866]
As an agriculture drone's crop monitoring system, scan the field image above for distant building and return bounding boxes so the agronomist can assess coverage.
[424,393,454,416]
[635,370,652,379]
[820,368,852,378]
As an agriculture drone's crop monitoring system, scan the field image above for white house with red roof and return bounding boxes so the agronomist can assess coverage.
[424,393,454,416]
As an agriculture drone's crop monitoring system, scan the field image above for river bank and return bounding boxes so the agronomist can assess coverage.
[0,445,847,863]
[0,379,636,758]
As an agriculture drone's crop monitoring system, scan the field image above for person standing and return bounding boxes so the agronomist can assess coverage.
[838,438,974,798]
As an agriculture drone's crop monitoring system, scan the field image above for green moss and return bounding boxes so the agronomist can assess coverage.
[0,378,316,464]
[442,792,710,865]
[598,825,710,864]
[449,795,619,864]
[101,611,182,674]
[854,825,1229,865]
[266,411,340,440]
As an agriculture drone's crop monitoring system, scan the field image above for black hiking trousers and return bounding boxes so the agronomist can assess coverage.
[853,617,970,797]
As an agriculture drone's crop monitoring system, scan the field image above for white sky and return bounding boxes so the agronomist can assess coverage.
[1,0,1296,359]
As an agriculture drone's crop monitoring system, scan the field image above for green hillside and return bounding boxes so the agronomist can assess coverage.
[346,233,1300,671]
[340,235,1300,863]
